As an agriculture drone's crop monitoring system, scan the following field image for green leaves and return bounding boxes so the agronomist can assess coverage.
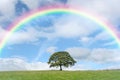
[48,51,76,70]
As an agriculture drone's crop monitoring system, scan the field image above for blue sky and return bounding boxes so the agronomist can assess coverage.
[0,0,120,71]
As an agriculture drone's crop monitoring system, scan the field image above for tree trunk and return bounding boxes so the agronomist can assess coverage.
[60,65,62,71]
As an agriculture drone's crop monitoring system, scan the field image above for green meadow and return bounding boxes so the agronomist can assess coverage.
[0,70,120,80]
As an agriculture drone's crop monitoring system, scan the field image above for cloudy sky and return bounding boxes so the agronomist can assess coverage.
[0,0,120,71]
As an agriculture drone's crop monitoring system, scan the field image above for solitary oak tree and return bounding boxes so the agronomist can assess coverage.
[48,51,76,71]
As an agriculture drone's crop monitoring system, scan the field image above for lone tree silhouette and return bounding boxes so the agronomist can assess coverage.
[48,51,76,71]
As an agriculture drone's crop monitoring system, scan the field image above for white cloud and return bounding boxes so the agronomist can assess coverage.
[46,46,57,54]
[66,47,120,63]
[91,49,120,63]
[95,31,112,41]
[65,63,100,70]
[0,0,17,22]
[66,47,90,60]
[67,0,120,42]
[67,0,120,26]
[6,27,40,45]
[90,48,120,63]
[0,58,50,71]
[80,37,91,43]
[0,58,93,71]
[0,58,103,71]
[0,26,39,45]
[54,15,100,38]
[0,0,16,15]
[106,65,120,70]
[21,0,66,10]
[21,0,40,9]
[103,41,117,46]
[79,37,94,46]
[0,58,28,71]
[28,62,49,70]
[0,26,53,45]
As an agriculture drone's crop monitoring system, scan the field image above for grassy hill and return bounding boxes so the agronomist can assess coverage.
[0,70,120,80]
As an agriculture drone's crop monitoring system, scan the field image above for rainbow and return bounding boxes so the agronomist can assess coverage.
[0,7,120,53]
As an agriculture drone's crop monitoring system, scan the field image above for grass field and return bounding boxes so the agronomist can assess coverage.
[0,70,120,80]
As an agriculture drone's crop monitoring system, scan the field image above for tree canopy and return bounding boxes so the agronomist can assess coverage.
[48,51,76,71]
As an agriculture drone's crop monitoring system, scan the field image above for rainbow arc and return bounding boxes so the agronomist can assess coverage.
[0,7,120,53]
